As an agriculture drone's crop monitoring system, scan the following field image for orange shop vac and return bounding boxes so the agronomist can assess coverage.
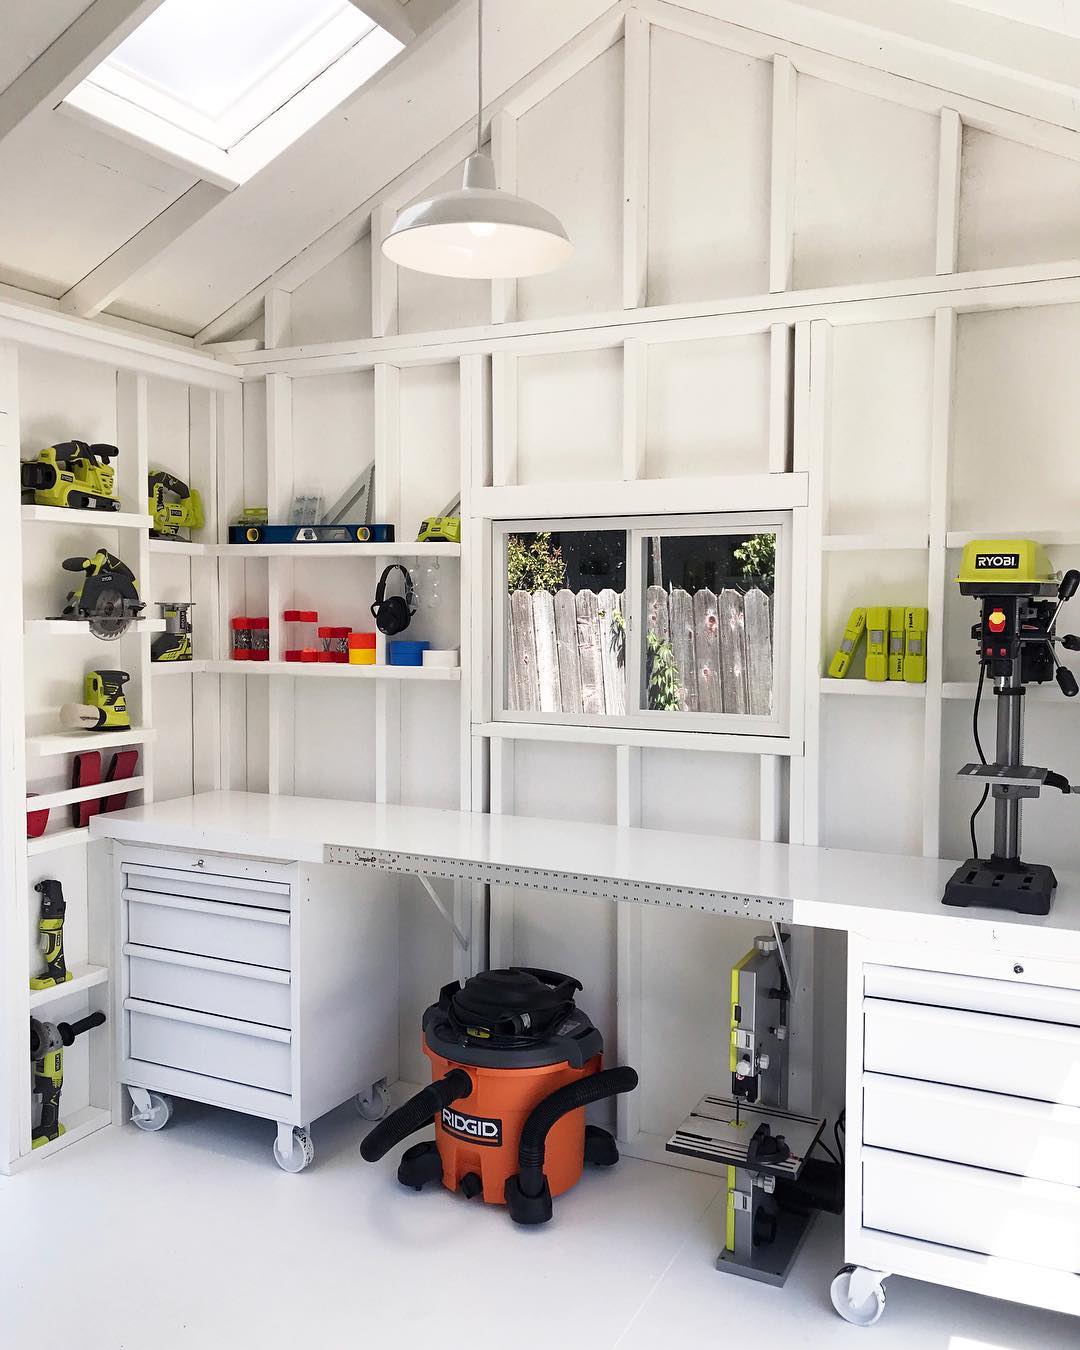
[359,968,639,1224]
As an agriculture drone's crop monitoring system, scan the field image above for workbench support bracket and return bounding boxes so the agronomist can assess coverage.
[418,874,470,951]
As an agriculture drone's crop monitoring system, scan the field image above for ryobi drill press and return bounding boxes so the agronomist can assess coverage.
[943,540,1080,916]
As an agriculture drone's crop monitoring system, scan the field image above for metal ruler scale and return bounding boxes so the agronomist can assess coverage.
[325,844,793,921]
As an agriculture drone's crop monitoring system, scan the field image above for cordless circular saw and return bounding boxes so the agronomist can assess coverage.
[52,549,144,639]
[148,470,203,539]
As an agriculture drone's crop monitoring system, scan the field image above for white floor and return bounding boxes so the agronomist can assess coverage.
[2,1100,1077,1349]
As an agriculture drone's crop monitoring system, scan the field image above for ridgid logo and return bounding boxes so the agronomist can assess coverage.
[441,1108,503,1146]
[975,553,1020,569]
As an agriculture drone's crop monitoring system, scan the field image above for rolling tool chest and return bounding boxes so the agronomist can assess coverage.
[115,843,399,1171]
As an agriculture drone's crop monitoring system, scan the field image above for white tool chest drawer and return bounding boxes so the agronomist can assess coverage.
[127,947,292,1030]
[126,892,291,971]
[123,861,292,911]
[863,1148,1080,1275]
[863,1073,1080,1187]
[127,1002,292,1095]
[865,962,1080,1026]
[863,997,1080,1107]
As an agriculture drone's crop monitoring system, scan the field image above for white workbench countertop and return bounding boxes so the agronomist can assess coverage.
[91,791,1080,949]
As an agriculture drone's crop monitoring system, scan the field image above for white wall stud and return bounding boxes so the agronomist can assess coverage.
[936,109,963,276]
[623,6,651,311]
[371,203,400,340]
[923,307,956,857]
[265,373,295,795]
[769,55,798,294]
[621,339,648,481]
[769,323,793,474]
[491,354,518,489]
[491,110,519,325]
[615,743,643,1142]
[264,288,293,351]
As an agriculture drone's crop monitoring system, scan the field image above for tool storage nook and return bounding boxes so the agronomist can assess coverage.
[6,2,1080,1346]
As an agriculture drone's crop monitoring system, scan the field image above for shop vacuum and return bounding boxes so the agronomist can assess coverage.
[360,968,638,1224]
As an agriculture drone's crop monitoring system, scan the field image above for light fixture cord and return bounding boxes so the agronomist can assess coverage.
[477,0,483,155]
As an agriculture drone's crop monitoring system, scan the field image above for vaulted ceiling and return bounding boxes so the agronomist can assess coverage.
[1,0,1079,345]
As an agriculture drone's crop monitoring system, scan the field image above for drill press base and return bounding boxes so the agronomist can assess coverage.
[942,857,1057,916]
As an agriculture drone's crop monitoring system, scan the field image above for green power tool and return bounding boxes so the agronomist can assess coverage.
[148,471,204,539]
[60,669,132,731]
[30,879,72,991]
[30,1011,106,1148]
[21,441,120,512]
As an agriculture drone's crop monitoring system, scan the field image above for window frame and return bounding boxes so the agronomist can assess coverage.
[491,510,792,741]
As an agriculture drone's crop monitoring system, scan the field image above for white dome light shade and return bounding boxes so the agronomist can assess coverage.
[382,153,573,279]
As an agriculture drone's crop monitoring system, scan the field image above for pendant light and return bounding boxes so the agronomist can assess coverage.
[381,0,573,279]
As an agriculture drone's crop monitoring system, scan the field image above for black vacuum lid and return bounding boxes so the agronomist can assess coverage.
[423,967,603,1069]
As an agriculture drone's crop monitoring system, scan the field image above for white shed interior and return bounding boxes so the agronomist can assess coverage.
[4,2,1080,1346]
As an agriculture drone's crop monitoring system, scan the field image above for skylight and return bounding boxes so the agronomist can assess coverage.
[62,0,403,188]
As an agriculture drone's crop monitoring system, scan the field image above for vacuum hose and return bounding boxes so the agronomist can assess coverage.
[359,1068,472,1162]
[515,1065,639,1200]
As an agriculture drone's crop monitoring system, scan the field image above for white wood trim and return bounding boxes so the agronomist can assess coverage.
[487,738,515,969]
[923,308,956,858]
[265,374,295,796]
[374,363,402,806]
[623,5,651,311]
[59,183,227,319]
[188,388,222,793]
[477,470,808,520]
[490,110,519,325]
[475,720,799,757]
[117,371,155,804]
[936,109,963,277]
[264,288,293,350]
[769,55,797,294]
[0,0,167,149]
[230,260,1080,378]
[491,353,518,488]
[799,320,830,847]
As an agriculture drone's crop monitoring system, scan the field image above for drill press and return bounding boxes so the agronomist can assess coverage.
[943,540,1080,916]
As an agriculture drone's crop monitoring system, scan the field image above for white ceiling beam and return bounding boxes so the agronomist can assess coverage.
[0,0,167,149]
[347,0,417,45]
[59,182,228,318]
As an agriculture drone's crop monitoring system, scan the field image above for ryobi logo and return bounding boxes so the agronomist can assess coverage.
[975,553,1020,569]
[441,1108,503,1147]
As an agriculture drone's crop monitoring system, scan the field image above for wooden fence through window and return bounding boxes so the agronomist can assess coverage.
[506,586,772,716]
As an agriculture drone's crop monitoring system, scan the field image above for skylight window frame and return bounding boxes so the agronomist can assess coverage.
[61,13,402,189]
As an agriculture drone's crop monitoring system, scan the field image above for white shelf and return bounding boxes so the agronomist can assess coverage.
[26,826,91,855]
[207,660,461,681]
[24,618,166,637]
[822,531,929,552]
[148,538,208,556]
[151,660,210,674]
[946,529,1080,549]
[21,504,152,529]
[820,678,926,697]
[27,728,156,758]
[29,776,145,813]
[28,963,108,1011]
[216,541,461,559]
[14,1105,111,1168]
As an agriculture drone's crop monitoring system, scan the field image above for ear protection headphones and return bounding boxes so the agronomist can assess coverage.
[371,564,416,636]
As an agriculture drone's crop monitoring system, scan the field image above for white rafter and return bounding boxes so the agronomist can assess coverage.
[348,0,416,44]
[0,0,167,149]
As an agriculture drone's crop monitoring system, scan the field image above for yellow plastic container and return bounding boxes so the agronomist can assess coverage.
[349,648,376,665]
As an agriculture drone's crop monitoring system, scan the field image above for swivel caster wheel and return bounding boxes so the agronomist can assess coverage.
[130,1090,173,1133]
[355,1079,391,1122]
[830,1265,887,1327]
[274,1126,314,1173]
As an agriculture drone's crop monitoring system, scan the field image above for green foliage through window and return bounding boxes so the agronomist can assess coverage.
[733,534,775,588]
[646,632,682,712]
[507,532,567,594]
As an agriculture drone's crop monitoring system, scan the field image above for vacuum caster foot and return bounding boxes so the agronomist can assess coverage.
[274,1125,314,1173]
[397,1140,443,1191]
[355,1079,391,1121]
[584,1124,619,1167]
[129,1088,173,1132]
[505,1173,553,1225]
[830,1265,888,1327]
[459,1171,483,1199]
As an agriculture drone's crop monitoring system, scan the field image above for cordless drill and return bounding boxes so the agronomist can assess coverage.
[30,879,72,991]
[30,1012,106,1148]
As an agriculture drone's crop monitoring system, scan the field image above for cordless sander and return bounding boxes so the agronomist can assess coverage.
[361,968,638,1224]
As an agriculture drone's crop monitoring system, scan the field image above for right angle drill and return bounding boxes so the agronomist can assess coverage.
[30,1011,106,1148]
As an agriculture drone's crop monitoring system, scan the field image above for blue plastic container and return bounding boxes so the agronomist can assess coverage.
[388,640,430,666]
